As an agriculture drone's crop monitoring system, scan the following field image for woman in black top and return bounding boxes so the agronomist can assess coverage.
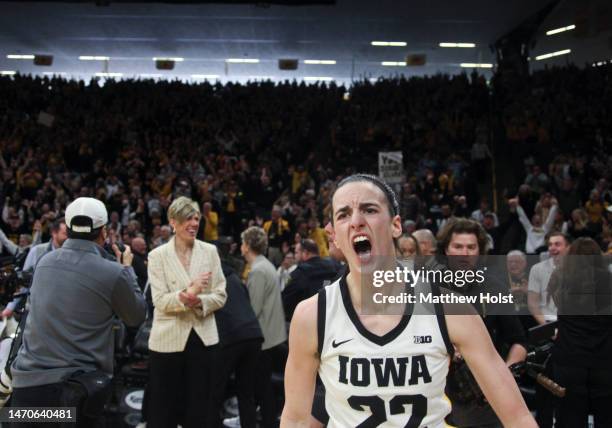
[547,237,612,428]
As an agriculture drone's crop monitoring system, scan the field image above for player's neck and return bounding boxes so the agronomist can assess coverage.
[346,271,367,312]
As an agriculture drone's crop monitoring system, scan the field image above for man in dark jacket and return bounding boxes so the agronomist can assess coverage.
[213,262,264,428]
[282,239,340,321]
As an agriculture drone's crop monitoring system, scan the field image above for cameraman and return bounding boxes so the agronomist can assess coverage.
[9,197,146,427]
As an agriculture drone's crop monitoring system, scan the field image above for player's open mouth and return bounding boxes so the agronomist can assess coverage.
[352,235,372,262]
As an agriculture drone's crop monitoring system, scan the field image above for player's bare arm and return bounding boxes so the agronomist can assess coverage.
[446,312,536,428]
[281,295,320,428]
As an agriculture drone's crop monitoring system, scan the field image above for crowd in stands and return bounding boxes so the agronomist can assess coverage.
[0,66,607,262]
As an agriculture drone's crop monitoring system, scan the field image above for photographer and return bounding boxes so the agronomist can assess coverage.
[9,197,146,427]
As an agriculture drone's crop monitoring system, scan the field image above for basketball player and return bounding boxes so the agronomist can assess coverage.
[281,174,535,427]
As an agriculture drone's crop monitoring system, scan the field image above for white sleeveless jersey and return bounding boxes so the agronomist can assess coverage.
[317,273,453,428]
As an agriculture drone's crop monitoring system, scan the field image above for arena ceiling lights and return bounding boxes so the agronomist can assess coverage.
[546,24,575,36]
[381,61,407,66]
[6,54,35,59]
[460,63,493,68]
[79,56,110,61]
[371,41,407,47]
[0,70,16,75]
[225,58,259,63]
[303,60,336,65]
[439,42,476,48]
[152,57,184,62]
[534,49,571,60]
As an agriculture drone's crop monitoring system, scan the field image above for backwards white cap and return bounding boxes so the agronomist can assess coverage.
[65,197,108,233]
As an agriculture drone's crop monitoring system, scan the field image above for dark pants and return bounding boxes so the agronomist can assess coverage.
[211,339,261,428]
[10,382,100,428]
[554,363,612,428]
[256,345,282,428]
[146,330,218,428]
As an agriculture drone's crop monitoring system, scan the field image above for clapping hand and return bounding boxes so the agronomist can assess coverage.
[178,291,201,308]
[180,272,212,308]
[188,272,212,294]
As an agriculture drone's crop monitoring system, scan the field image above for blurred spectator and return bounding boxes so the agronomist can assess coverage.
[202,202,219,243]
[23,218,66,272]
[413,229,437,256]
[513,197,558,254]
[277,251,297,292]
[397,234,420,259]
[282,239,339,321]
[130,236,148,291]
[240,226,286,428]
[263,206,291,267]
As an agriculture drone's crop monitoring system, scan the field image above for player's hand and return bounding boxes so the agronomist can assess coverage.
[1,308,13,319]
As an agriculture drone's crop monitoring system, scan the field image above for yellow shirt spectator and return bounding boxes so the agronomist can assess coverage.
[309,226,329,258]
[202,203,219,241]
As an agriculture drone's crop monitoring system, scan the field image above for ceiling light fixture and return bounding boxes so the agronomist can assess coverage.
[381,61,406,66]
[460,63,493,68]
[371,41,407,47]
[439,43,476,48]
[304,60,336,65]
[7,54,35,59]
[535,49,571,60]
[153,57,184,62]
[226,58,260,63]
[79,56,110,61]
[0,71,16,76]
[546,25,576,36]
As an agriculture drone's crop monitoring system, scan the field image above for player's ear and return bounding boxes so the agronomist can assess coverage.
[324,221,338,246]
[391,215,402,239]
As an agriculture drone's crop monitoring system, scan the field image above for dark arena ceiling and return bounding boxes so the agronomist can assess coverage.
[0,0,610,84]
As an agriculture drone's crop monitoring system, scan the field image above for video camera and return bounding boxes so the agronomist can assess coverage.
[0,259,33,306]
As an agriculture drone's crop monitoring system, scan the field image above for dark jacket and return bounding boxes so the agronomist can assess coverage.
[215,263,263,347]
[282,256,341,321]
[552,267,612,368]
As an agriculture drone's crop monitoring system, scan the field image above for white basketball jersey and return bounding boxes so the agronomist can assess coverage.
[318,273,452,428]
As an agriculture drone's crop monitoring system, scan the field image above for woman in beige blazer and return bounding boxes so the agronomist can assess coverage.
[146,196,227,428]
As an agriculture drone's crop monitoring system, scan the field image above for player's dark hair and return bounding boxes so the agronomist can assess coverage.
[330,174,399,223]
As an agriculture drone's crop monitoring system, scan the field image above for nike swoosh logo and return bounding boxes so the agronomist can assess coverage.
[332,338,353,348]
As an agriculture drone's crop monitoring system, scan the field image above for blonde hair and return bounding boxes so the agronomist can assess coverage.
[167,196,200,223]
